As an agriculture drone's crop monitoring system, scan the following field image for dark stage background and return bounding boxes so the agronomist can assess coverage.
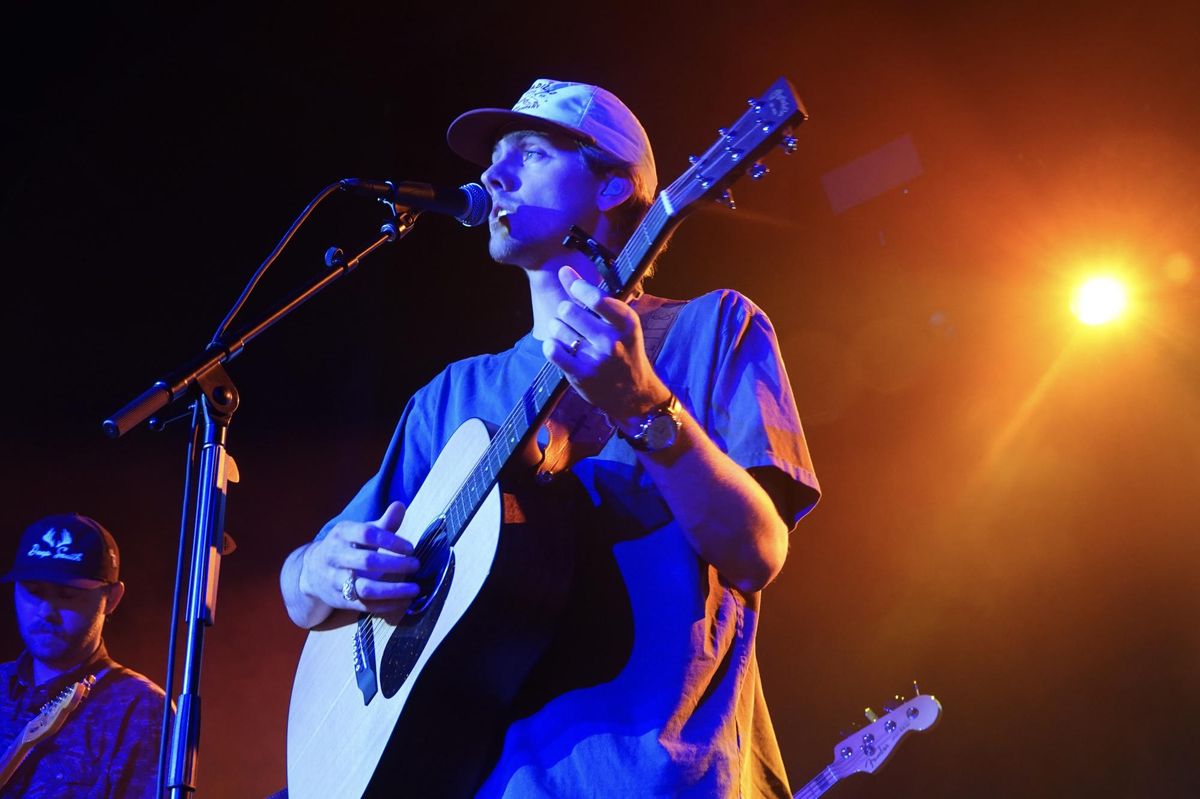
[3,2,1199,796]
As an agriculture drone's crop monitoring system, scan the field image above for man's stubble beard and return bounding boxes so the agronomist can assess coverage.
[26,630,74,663]
[488,230,541,270]
[21,609,107,670]
[488,234,517,266]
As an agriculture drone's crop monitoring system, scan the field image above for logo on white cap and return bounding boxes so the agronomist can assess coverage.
[512,80,564,113]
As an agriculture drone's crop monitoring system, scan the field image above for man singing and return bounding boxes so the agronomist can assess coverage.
[281,79,820,797]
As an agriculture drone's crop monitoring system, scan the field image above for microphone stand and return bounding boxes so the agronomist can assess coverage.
[102,206,419,798]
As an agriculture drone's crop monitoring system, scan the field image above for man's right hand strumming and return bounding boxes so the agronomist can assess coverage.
[281,501,421,628]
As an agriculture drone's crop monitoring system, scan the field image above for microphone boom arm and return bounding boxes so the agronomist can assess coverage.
[102,212,414,438]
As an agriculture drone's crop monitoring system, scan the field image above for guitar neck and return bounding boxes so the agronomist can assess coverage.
[608,195,681,299]
[792,764,839,799]
[441,196,680,547]
[442,363,568,546]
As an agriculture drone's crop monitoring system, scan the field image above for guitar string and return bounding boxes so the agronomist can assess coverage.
[356,199,672,641]
[357,177,733,648]
[355,164,719,647]
[361,362,563,637]
[792,763,838,798]
[357,189,685,652]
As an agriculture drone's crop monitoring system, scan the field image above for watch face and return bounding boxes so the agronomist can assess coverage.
[645,413,678,450]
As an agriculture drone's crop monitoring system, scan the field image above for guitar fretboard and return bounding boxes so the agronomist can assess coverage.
[437,192,681,548]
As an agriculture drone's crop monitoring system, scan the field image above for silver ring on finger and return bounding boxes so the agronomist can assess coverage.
[341,572,360,603]
[567,338,583,356]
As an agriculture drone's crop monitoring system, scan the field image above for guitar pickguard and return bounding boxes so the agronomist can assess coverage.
[379,554,456,698]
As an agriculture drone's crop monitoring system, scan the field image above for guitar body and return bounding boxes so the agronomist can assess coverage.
[287,419,581,798]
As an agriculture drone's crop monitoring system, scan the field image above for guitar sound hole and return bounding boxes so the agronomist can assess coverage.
[407,522,452,615]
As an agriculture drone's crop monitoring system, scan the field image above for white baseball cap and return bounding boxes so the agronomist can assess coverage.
[446,78,657,194]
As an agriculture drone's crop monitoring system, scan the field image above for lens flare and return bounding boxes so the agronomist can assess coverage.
[1071,276,1128,325]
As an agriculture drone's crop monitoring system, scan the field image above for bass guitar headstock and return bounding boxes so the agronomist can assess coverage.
[828,691,942,778]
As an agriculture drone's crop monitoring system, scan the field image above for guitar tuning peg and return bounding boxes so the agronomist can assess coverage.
[912,680,922,696]
[781,135,798,154]
[747,98,762,114]
[688,154,699,165]
[716,189,736,210]
[749,162,769,180]
[864,707,879,723]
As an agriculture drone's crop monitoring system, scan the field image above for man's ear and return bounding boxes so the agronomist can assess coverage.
[103,581,126,617]
[596,175,633,211]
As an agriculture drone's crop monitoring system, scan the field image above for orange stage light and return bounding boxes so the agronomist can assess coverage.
[1071,276,1128,326]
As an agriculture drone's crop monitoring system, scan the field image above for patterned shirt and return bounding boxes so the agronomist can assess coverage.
[0,642,166,799]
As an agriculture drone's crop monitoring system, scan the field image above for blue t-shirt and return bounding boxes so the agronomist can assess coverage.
[322,289,819,797]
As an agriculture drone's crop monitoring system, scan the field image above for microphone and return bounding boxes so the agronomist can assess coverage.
[340,179,490,227]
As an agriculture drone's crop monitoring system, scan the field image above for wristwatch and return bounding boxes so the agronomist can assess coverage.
[617,393,682,453]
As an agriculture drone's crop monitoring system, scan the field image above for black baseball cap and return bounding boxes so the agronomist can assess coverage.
[3,513,120,588]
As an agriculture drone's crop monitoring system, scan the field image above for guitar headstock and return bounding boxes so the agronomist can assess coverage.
[23,675,95,746]
[661,76,807,215]
[599,76,808,299]
[828,693,942,778]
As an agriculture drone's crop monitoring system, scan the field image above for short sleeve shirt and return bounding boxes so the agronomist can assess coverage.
[321,290,819,797]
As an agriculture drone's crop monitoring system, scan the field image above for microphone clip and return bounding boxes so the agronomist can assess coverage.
[380,199,421,241]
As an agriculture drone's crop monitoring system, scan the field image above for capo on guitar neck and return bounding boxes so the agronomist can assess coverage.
[562,225,622,296]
